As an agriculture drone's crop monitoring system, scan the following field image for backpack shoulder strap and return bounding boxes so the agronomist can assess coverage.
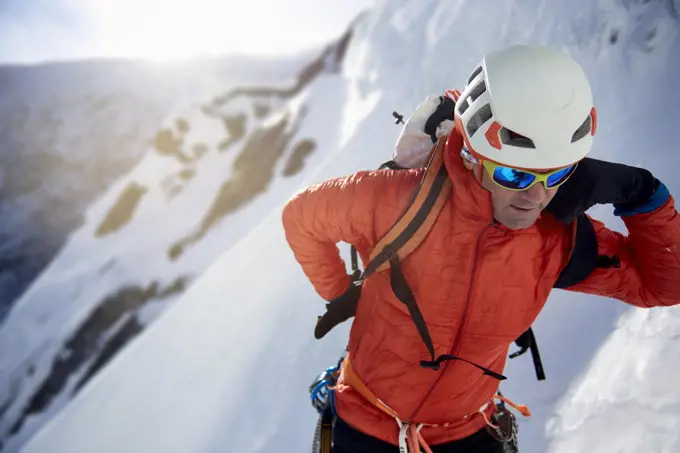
[362,136,451,278]
[315,137,451,340]
[509,327,546,381]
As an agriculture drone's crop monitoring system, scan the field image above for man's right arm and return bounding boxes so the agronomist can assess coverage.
[282,170,398,301]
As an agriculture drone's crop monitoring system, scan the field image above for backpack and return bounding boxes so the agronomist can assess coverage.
[313,92,605,382]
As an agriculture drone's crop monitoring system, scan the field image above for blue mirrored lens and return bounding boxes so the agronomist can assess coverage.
[546,165,575,187]
[493,167,535,189]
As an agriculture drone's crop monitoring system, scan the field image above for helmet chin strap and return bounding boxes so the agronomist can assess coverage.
[476,160,484,185]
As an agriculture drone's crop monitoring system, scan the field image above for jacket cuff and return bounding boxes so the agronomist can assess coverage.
[614,181,670,217]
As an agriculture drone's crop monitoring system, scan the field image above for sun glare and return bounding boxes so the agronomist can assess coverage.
[85,0,283,61]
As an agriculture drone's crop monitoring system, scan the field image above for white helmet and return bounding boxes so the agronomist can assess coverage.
[454,45,596,170]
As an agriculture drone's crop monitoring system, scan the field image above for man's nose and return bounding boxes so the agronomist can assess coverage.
[521,182,551,204]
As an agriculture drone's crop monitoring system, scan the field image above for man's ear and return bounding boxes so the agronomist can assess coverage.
[460,147,479,172]
[462,157,475,171]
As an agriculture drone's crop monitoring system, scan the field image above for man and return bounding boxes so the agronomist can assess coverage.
[282,45,680,453]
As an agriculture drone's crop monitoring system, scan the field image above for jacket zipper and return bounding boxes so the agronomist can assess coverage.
[408,221,496,421]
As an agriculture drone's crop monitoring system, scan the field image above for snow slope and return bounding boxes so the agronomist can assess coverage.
[0,54,310,323]
[0,60,176,322]
[9,0,680,452]
[0,30,356,451]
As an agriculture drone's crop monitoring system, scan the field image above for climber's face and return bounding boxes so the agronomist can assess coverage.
[482,168,558,229]
[463,158,560,230]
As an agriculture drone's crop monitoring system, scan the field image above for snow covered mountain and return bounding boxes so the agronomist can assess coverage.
[0,60,174,322]
[0,54,311,323]
[0,27,355,451]
[4,0,680,452]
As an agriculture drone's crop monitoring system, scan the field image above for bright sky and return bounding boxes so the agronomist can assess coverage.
[0,0,374,64]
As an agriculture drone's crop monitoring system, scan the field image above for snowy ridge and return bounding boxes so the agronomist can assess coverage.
[5,0,680,452]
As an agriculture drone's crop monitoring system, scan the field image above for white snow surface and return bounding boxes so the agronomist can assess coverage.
[2,0,680,452]
[0,42,343,450]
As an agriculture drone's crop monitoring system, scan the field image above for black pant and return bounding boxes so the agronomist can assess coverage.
[332,416,505,453]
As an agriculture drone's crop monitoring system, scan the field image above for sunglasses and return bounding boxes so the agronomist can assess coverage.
[480,160,578,191]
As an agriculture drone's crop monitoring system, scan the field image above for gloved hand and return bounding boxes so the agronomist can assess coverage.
[424,95,456,144]
[545,157,659,224]
[314,273,363,339]
[392,95,455,168]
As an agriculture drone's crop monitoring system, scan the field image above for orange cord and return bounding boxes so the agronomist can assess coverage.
[494,394,532,417]
[481,409,500,430]
[406,424,434,453]
[416,430,434,453]
[408,426,419,453]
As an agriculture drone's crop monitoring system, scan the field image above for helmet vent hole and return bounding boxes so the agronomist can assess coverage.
[469,80,487,104]
[466,65,483,86]
[466,103,493,137]
[500,128,535,148]
[571,115,592,142]
[458,80,487,117]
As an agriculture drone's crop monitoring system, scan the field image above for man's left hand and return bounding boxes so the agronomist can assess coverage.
[546,157,659,224]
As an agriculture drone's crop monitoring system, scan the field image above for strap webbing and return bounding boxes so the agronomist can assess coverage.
[509,328,545,381]
[350,245,359,275]
[364,138,451,276]
[529,332,546,381]
[387,249,506,380]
